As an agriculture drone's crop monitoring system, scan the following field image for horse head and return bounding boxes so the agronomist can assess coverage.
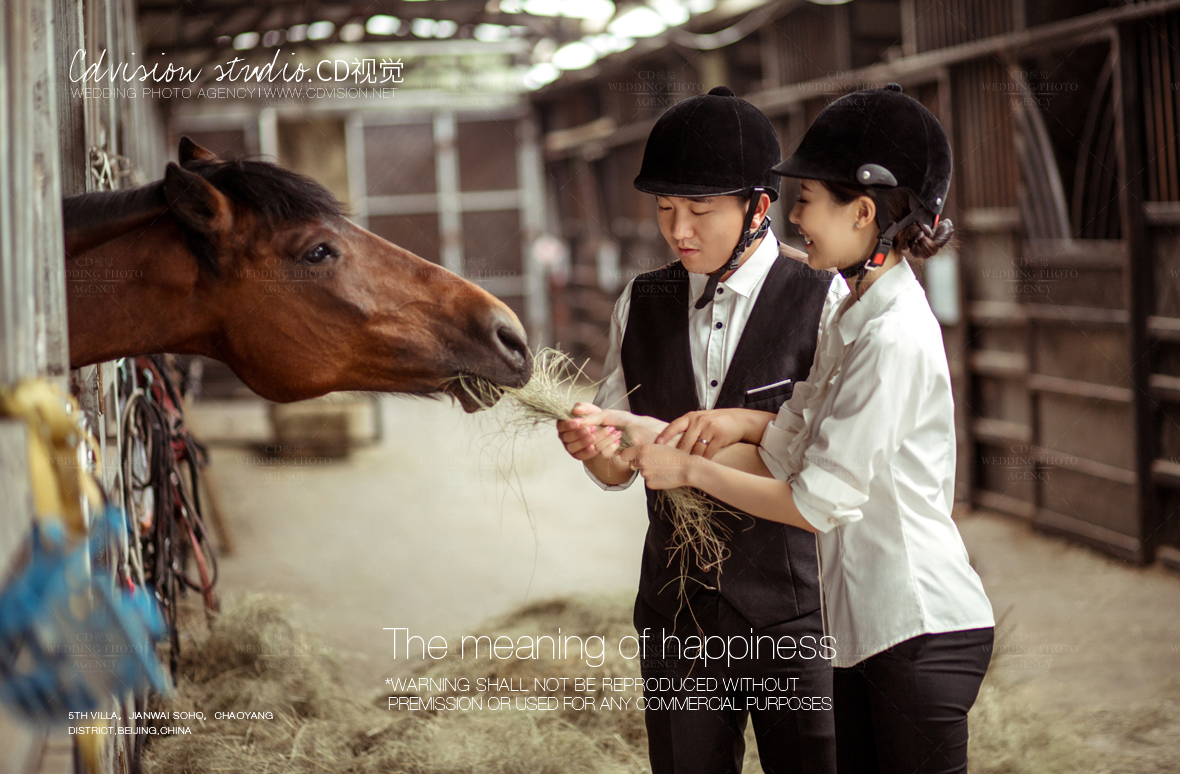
[65,137,532,410]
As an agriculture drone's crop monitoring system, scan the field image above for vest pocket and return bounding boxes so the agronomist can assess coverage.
[744,378,795,407]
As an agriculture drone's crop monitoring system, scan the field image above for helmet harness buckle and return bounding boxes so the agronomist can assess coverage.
[839,170,934,289]
[695,187,771,309]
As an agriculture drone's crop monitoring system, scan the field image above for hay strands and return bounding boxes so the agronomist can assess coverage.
[445,348,736,586]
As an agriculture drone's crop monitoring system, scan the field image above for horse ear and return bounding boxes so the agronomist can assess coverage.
[178,136,220,165]
[163,162,233,235]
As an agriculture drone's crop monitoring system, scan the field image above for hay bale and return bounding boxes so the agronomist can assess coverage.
[147,594,393,774]
[144,594,645,774]
[267,394,379,458]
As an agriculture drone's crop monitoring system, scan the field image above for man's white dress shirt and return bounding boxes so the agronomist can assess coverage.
[587,230,843,490]
[758,258,994,667]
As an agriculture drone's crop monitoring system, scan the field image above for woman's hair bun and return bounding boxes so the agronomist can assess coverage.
[901,218,954,260]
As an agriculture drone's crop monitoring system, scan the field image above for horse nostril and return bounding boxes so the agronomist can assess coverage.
[477,305,531,382]
[495,322,530,369]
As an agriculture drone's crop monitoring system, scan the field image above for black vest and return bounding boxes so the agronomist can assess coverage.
[620,246,831,628]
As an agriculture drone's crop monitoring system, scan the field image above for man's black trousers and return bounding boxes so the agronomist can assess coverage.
[634,590,836,774]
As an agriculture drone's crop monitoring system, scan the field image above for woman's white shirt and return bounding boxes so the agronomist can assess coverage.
[758,258,994,668]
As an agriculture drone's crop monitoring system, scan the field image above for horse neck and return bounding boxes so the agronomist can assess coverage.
[63,182,169,257]
[66,215,218,368]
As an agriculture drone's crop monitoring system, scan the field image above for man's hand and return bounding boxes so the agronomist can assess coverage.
[655,409,775,459]
[557,403,622,461]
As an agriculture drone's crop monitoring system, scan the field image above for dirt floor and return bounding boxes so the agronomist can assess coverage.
[957,510,1180,712]
[190,393,1180,771]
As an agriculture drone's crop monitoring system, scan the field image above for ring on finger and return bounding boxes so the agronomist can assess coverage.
[696,438,710,446]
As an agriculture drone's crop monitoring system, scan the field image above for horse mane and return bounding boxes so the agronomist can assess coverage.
[63,183,168,228]
[183,158,344,226]
[62,157,345,275]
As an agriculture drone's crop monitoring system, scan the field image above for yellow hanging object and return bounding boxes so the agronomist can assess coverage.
[1,379,108,772]
[0,378,103,536]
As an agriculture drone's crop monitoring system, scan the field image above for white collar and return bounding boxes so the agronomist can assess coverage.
[835,257,920,343]
[687,228,780,300]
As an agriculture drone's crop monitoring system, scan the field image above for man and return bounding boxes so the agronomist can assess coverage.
[557,86,841,774]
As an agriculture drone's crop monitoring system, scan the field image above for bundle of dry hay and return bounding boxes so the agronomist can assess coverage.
[449,348,733,599]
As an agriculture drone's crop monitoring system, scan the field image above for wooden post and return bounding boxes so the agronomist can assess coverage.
[0,0,72,680]
[32,0,70,380]
[900,0,918,57]
[346,112,369,228]
[434,111,464,275]
[258,106,279,161]
[761,24,781,92]
[517,114,551,349]
[55,0,87,196]
[1113,23,1159,564]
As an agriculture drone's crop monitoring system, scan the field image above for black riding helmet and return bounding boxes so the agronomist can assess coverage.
[773,83,952,285]
[634,86,782,308]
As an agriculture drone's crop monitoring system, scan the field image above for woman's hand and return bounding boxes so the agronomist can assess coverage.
[618,444,700,490]
[655,409,776,459]
[556,403,623,461]
[569,403,670,454]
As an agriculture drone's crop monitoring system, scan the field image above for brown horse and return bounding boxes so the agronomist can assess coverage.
[63,137,530,410]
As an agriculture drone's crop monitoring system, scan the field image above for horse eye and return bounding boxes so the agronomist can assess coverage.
[304,243,334,264]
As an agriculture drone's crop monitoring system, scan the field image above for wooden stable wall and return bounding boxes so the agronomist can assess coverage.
[55,0,168,491]
[533,0,1180,570]
[1138,11,1180,571]
[1,0,168,770]
[1,0,149,670]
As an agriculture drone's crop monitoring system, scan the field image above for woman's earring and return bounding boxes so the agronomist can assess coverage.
[853,222,860,229]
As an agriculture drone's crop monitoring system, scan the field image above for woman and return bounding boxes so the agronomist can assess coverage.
[575,85,995,773]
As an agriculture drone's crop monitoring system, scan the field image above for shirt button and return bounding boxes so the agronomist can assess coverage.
[711,380,718,387]
[715,322,723,329]
[716,287,724,294]
[828,517,838,525]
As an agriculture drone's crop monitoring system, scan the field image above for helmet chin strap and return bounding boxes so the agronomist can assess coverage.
[695,189,771,309]
[839,189,927,291]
